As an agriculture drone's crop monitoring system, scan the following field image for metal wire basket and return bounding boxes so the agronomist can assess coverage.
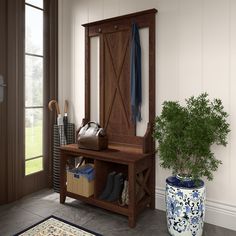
[53,123,75,192]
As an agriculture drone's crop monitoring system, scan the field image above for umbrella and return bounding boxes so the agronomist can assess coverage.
[63,100,69,143]
[48,100,66,145]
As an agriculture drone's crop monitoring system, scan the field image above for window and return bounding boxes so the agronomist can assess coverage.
[24,0,44,175]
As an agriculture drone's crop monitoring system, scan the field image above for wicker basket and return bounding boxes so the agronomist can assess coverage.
[67,164,94,197]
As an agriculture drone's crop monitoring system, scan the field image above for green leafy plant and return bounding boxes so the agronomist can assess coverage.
[153,93,230,181]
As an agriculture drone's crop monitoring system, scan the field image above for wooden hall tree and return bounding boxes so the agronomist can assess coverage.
[60,9,157,227]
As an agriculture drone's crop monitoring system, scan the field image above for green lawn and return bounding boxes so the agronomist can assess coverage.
[25,125,42,158]
[25,158,43,175]
[25,124,43,175]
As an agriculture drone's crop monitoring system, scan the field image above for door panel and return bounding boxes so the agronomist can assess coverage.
[0,0,58,204]
[0,0,7,204]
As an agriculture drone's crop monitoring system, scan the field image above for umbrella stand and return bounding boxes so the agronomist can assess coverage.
[53,123,75,192]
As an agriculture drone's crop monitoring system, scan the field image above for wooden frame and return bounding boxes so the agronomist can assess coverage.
[18,0,58,197]
[60,9,157,227]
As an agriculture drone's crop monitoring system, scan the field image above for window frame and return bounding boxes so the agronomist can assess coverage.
[24,0,45,176]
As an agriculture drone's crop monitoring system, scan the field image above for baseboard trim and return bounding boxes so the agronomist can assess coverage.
[155,187,236,232]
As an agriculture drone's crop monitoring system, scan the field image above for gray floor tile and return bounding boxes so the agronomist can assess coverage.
[0,208,43,236]
[203,223,236,236]
[53,202,96,226]
[0,189,235,236]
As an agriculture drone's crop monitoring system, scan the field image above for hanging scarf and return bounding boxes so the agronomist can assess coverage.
[130,23,142,123]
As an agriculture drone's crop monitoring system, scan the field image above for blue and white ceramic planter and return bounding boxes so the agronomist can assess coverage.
[166,176,205,236]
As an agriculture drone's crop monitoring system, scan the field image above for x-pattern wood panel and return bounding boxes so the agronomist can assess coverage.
[103,32,133,132]
[136,168,151,204]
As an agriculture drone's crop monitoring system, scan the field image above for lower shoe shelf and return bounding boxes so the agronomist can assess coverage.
[66,191,129,216]
[60,144,155,228]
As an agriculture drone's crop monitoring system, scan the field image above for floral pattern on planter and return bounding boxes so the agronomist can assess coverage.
[166,180,205,236]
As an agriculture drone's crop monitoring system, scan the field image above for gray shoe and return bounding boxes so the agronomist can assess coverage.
[106,173,124,202]
[99,171,116,200]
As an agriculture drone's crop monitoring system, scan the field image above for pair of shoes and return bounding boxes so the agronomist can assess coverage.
[99,172,124,202]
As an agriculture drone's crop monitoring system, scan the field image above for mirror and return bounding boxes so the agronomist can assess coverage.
[90,36,100,123]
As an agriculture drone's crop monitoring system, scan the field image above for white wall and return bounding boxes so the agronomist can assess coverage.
[58,0,236,231]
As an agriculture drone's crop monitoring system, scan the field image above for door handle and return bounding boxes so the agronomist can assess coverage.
[0,75,6,103]
[0,75,6,87]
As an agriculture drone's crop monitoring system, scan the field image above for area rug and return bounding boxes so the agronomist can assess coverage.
[14,215,102,236]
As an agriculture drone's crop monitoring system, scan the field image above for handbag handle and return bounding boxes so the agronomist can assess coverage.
[87,121,101,128]
[76,121,103,139]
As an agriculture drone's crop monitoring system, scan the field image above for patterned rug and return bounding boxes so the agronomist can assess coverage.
[14,215,102,236]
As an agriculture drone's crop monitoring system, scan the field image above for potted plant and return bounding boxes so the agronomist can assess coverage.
[153,93,230,236]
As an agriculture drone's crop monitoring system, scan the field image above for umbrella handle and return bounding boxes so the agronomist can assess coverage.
[48,100,61,115]
[64,100,68,114]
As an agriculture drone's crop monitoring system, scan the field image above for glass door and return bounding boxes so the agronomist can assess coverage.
[0,0,57,204]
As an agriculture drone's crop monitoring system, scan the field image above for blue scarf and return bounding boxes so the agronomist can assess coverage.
[130,23,142,123]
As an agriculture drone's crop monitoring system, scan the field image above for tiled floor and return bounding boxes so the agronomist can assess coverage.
[0,189,235,236]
